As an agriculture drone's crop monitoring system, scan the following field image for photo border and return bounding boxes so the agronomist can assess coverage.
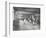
[5,1,45,36]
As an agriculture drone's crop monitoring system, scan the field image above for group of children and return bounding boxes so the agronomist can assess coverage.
[23,15,40,25]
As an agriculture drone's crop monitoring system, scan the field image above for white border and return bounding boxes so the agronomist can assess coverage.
[7,3,45,37]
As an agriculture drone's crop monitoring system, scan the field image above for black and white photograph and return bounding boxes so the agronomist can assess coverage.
[7,2,45,37]
[0,0,46,38]
[13,7,40,31]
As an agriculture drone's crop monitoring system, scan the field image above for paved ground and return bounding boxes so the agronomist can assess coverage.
[19,20,40,30]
